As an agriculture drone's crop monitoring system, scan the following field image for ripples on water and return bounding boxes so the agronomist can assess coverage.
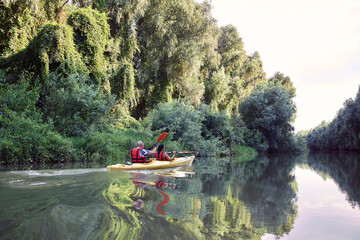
[0,152,359,240]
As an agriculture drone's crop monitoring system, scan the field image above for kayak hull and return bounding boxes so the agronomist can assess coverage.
[106,156,195,171]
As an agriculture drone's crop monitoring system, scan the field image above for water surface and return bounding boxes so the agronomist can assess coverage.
[0,152,359,239]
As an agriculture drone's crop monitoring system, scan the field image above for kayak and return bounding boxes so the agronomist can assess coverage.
[106,156,195,171]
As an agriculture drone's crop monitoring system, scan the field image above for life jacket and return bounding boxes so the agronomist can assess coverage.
[155,151,167,161]
[130,147,146,163]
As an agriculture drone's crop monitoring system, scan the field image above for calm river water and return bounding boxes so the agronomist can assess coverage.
[0,152,359,240]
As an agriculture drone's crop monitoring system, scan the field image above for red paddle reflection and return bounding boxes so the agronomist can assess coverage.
[156,190,170,215]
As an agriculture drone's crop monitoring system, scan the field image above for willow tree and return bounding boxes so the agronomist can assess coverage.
[205,25,267,115]
[205,67,230,112]
[67,7,112,92]
[74,0,146,62]
[217,25,247,77]
[133,0,220,117]
[0,23,84,87]
[240,51,266,89]
[0,0,70,56]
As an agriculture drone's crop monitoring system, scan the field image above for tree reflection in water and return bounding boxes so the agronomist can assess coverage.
[307,151,360,208]
[103,155,300,239]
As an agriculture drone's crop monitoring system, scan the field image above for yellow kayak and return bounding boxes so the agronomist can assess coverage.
[106,156,195,171]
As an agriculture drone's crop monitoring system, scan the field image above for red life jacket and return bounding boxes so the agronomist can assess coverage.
[155,151,167,161]
[130,147,146,163]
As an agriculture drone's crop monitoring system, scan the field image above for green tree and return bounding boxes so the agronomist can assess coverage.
[239,83,297,152]
[0,0,72,55]
[217,25,247,77]
[268,72,296,98]
[240,51,266,90]
[133,0,220,117]
[307,86,360,151]
[67,7,112,91]
[207,25,266,115]
[0,23,85,88]
[205,67,230,112]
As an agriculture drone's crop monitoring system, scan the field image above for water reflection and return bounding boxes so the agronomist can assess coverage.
[307,151,360,208]
[239,155,299,236]
[0,152,359,239]
[100,156,300,239]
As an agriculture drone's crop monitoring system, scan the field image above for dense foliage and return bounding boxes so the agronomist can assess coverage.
[239,82,303,153]
[145,101,234,156]
[0,0,304,164]
[0,77,74,164]
[307,86,360,151]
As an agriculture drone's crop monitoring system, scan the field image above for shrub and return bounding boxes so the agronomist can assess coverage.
[145,101,224,156]
[0,114,74,164]
[71,127,155,165]
[44,70,115,136]
[0,77,74,164]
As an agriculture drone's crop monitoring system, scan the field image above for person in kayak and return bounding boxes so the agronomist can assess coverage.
[130,141,157,163]
[154,144,176,161]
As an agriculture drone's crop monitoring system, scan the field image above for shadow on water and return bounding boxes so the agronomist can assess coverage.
[0,152,359,239]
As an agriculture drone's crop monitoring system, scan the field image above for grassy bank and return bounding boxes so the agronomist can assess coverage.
[233,145,258,162]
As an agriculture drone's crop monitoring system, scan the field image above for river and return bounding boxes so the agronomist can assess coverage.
[0,152,359,240]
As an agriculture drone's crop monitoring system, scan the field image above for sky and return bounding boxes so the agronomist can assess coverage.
[209,0,360,132]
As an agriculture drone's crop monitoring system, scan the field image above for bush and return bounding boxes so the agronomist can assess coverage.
[44,70,115,136]
[0,114,74,164]
[71,127,155,165]
[198,104,231,142]
[0,78,74,164]
[243,128,269,153]
[145,101,225,156]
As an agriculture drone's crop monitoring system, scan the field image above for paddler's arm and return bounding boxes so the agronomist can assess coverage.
[164,151,176,161]
[148,146,157,155]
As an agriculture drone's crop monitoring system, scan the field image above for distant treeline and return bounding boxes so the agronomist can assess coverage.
[0,0,305,165]
[306,86,360,151]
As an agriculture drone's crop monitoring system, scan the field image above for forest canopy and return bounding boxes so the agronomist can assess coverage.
[0,0,304,164]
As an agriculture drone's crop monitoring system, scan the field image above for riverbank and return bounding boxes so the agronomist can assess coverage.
[0,125,259,169]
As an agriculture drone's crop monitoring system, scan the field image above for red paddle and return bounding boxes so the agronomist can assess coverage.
[156,132,168,143]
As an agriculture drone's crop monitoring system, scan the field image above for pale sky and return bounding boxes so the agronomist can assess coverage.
[210,0,360,131]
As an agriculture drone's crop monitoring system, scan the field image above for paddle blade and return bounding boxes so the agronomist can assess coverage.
[157,132,168,143]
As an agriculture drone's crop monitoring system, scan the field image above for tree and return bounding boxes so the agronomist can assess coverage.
[239,83,296,152]
[0,0,69,56]
[307,86,360,151]
[217,25,246,77]
[133,0,220,117]
[205,67,230,112]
